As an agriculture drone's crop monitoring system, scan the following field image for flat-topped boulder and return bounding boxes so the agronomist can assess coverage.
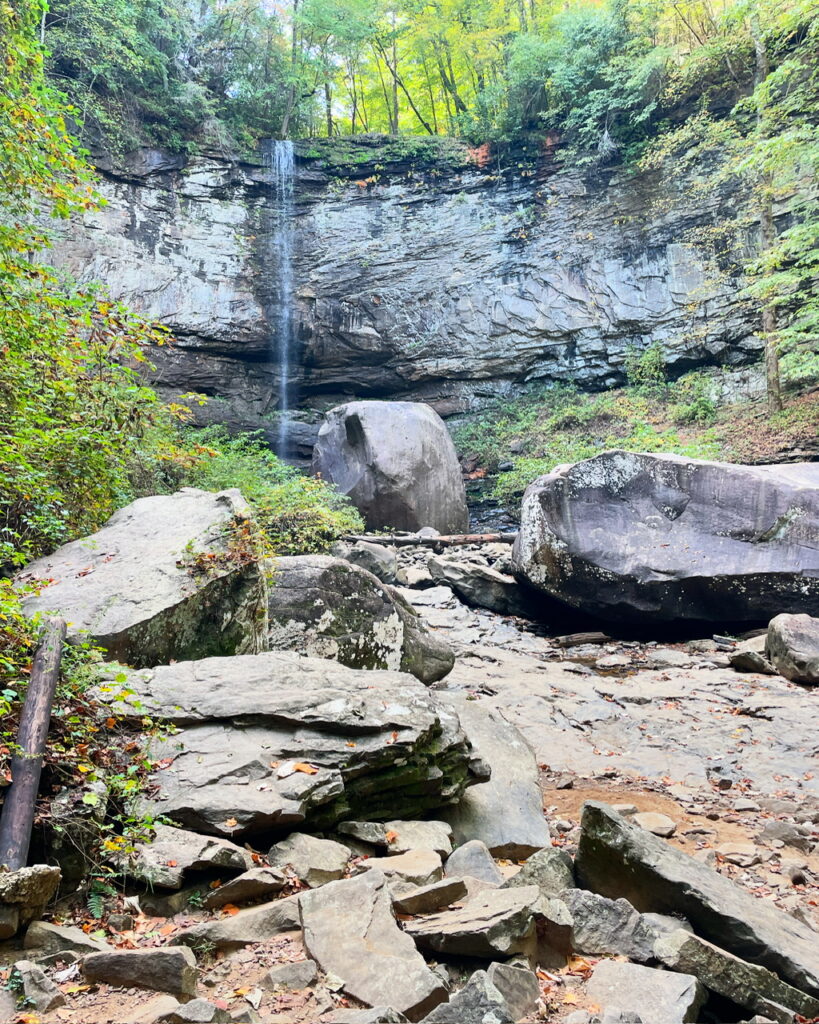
[268,555,454,683]
[312,401,469,534]
[96,652,487,837]
[18,488,268,666]
[512,452,819,623]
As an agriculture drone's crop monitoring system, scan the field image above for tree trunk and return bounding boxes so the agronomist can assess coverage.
[390,13,399,133]
[280,0,301,138]
[375,39,435,134]
[341,532,518,547]
[324,80,333,137]
[0,619,67,871]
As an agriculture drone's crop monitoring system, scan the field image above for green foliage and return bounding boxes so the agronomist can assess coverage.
[0,0,197,570]
[624,341,667,396]
[179,428,364,554]
[669,371,719,424]
[36,0,804,164]
[641,0,819,401]
[454,380,723,503]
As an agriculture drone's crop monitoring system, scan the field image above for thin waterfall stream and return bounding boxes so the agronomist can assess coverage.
[263,139,296,459]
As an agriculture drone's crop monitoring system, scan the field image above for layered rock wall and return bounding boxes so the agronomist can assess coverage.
[48,138,765,452]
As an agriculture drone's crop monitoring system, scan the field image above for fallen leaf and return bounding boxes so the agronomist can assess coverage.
[563,992,579,1004]
[221,904,240,916]
[293,762,318,775]
[209,879,223,889]
[385,830,398,844]
[104,717,116,729]
[224,817,238,828]
[159,923,176,936]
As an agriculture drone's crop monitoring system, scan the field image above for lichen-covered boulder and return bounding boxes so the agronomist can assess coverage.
[96,652,487,837]
[512,451,819,623]
[18,489,268,667]
[268,555,454,683]
[312,401,468,534]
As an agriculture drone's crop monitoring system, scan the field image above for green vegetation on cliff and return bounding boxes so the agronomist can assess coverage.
[454,367,819,503]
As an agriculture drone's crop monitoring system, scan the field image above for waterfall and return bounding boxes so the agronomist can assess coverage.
[263,139,296,459]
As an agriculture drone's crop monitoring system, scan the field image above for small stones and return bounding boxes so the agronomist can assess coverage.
[392,878,468,915]
[419,969,516,1023]
[757,821,812,852]
[202,867,286,909]
[356,848,444,888]
[486,962,541,1020]
[25,920,108,956]
[82,946,198,998]
[322,1010,410,1023]
[404,885,544,960]
[300,870,447,1021]
[127,824,252,890]
[444,841,503,886]
[501,846,574,898]
[156,999,232,1023]
[717,842,761,868]
[176,894,301,952]
[262,959,318,991]
[560,888,658,962]
[268,832,350,887]
[13,960,66,1012]
[338,820,453,858]
[632,812,676,838]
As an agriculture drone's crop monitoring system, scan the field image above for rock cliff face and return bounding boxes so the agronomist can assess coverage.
[48,137,764,452]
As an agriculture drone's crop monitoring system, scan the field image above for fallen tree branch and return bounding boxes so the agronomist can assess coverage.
[0,617,67,871]
[341,532,518,548]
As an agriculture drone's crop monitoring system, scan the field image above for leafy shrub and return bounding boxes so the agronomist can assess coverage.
[669,372,719,424]
[624,341,667,395]
[179,427,363,554]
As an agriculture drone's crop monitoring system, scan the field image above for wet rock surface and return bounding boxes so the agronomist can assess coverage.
[47,147,765,435]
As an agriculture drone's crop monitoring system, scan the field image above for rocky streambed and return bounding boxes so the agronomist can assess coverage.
[2,473,819,1024]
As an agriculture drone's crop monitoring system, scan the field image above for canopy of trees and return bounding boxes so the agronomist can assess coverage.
[40,0,814,157]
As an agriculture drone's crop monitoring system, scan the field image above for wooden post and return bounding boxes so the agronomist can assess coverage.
[0,618,66,871]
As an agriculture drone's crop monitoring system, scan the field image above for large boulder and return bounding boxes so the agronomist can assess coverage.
[97,652,487,837]
[18,489,268,666]
[312,401,469,534]
[766,613,819,684]
[268,555,454,683]
[576,801,819,996]
[512,451,819,623]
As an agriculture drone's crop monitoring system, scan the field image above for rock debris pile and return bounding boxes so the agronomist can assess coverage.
[3,459,818,1024]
